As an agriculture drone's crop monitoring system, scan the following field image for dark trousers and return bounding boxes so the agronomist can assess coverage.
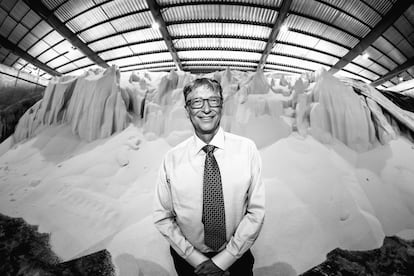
[170,247,254,276]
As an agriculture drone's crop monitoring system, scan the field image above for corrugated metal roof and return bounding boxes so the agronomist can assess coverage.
[4,53,19,67]
[89,34,128,52]
[122,29,163,43]
[313,40,349,57]
[8,23,28,44]
[292,0,340,23]
[101,0,149,18]
[272,44,339,65]
[265,63,306,73]
[47,55,70,68]
[110,56,142,67]
[367,62,389,76]
[335,69,371,83]
[65,7,108,33]
[396,40,414,58]
[99,47,134,60]
[178,50,261,61]
[168,23,271,39]
[21,10,40,28]
[120,61,176,72]
[73,57,93,68]
[0,0,17,12]
[0,0,412,85]
[363,0,393,16]
[78,23,117,43]
[58,62,78,74]
[174,38,265,52]
[42,0,67,10]
[43,30,64,46]
[158,0,282,8]
[358,69,379,80]
[37,48,59,63]
[163,4,276,24]
[129,41,168,54]
[54,0,96,22]
[27,39,50,57]
[343,62,365,75]
[31,21,53,38]
[324,0,381,28]
[267,54,330,71]
[110,12,153,32]
[139,52,174,63]
[182,60,258,67]
[0,16,17,37]
[332,12,370,38]
[19,33,38,51]
[286,15,359,47]
[10,1,29,20]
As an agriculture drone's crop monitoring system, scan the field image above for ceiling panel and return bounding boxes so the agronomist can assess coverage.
[0,0,412,84]
[168,22,271,39]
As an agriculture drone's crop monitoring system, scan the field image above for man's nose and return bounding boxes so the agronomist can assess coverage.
[202,100,211,112]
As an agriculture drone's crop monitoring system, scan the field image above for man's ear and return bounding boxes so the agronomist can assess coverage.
[184,105,190,119]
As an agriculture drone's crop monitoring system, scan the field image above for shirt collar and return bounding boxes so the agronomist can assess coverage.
[191,127,225,156]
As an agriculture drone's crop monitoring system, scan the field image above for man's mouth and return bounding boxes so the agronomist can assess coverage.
[199,116,214,121]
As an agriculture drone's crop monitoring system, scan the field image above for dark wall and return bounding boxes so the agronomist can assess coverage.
[0,72,45,143]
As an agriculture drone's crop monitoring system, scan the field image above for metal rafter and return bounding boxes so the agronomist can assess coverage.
[159,0,278,10]
[23,0,108,69]
[0,34,60,76]
[145,0,183,70]
[75,9,150,36]
[371,57,414,87]
[329,0,413,74]
[258,0,292,71]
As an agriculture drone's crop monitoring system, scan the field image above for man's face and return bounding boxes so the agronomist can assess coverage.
[185,85,223,138]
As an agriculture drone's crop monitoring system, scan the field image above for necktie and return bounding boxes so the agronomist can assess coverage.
[202,145,226,251]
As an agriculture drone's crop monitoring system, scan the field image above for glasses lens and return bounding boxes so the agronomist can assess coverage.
[190,99,203,108]
[187,97,222,109]
[208,97,221,107]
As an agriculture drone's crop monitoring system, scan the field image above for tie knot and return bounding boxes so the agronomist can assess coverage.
[202,145,215,154]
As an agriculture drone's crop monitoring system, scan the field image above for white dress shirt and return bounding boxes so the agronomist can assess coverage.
[153,127,265,271]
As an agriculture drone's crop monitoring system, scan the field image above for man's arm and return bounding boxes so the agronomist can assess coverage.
[153,157,209,267]
[212,142,265,270]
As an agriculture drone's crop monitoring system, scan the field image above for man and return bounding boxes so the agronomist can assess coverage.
[154,78,265,276]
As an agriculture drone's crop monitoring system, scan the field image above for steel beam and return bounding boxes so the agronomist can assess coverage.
[371,57,414,87]
[145,0,183,70]
[0,34,60,76]
[257,0,292,71]
[23,0,108,69]
[329,0,413,74]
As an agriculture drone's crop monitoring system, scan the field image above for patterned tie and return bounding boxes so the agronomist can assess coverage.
[202,145,226,251]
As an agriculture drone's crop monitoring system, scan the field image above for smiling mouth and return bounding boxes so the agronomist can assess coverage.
[199,116,214,121]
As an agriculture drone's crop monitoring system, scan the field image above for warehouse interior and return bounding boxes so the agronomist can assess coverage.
[1,1,414,275]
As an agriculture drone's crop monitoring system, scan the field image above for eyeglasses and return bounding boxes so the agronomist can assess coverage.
[186,97,223,109]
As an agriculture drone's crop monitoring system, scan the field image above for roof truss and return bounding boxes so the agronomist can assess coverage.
[23,0,108,69]
[145,0,183,70]
[0,34,60,76]
[371,57,414,87]
[329,0,413,74]
[257,0,292,71]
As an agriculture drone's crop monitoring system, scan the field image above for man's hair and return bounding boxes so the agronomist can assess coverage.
[183,78,223,101]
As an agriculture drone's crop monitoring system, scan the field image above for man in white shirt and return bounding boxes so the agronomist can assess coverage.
[154,78,265,276]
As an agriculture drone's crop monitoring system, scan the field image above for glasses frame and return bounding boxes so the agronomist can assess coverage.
[185,96,223,109]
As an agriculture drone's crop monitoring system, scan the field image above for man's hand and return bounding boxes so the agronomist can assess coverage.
[194,259,228,276]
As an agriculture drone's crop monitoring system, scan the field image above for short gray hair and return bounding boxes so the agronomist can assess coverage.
[183,78,223,101]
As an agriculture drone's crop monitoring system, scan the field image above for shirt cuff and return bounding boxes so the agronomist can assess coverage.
[211,249,237,271]
[185,248,209,268]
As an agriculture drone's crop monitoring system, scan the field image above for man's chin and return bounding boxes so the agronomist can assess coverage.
[197,124,220,135]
